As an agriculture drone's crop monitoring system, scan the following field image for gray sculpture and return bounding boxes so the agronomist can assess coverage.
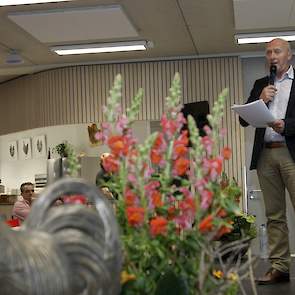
[0,178,122,295]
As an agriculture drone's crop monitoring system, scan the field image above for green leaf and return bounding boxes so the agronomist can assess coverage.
[155,270,189,295]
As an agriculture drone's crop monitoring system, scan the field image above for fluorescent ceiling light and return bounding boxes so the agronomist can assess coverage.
[0,0,72,6]
[51,41,150,56]
[235,32,295,44]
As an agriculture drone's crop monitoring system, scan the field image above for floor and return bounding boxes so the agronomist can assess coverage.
[241,258,295,295]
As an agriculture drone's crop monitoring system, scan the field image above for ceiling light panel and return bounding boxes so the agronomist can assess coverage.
[235,32,295,44]
[8,5,138,43]
[0,0,72,5]
[51,41,148,55]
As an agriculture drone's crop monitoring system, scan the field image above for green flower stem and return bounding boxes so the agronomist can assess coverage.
[127,89,144,124]
[162,139,174,192]
[207,88,228,157]
[118,157,128,199]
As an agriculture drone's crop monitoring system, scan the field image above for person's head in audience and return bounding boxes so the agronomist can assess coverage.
[20,182,34,205]
[100,152,110,171]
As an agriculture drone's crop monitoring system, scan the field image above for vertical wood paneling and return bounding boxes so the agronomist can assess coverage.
[52,70,58,125]
[0,57,245,190]
[80,67,86,123]
[65,68,71,124]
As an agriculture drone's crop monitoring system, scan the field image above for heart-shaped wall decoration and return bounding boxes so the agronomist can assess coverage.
[37,139,43,153]
[9,145,15,157]
[23,143,29,155]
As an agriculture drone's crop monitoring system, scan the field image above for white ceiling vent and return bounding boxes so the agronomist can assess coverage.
[5,50,24,65]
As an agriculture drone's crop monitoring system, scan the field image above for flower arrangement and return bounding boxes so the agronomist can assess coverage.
[95,74,254,295]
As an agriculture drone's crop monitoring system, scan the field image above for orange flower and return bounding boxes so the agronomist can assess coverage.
[150,216,168,236]
[153,133,164,148]
[126,207,145,227]
[125,188,138,206]
[216,208,227,218]
[108,135,129,156]
[222,147,232,160]
[150,149,162,164]
[174,144,188,157]
[173,131,189,158]
[103,154,119,173]
[167,206,177,220]
[198,214,214,233]
[150,133,166,164]
[215,225,232,239]
[173,157,190,176]
[151,190,163,208]
[178,130,189,145]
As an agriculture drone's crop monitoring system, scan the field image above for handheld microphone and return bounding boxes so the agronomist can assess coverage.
[269,64,277,85]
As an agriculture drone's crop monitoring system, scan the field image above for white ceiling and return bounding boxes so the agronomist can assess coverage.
[8,5,139,43]
[0,0,295,83]
[233,0,295,30]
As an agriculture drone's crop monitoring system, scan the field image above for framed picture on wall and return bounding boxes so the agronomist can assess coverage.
[19,138,32,160]
[8,141,18,161]
[32,135,47,158]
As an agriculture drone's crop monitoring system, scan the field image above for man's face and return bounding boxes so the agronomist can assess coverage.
[265,39,292,77]
[100,153,110,170]
[21,184,34,202]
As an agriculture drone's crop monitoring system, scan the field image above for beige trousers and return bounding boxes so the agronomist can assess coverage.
[257,146,295,273]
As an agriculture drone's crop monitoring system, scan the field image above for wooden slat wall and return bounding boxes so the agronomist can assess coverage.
[0,57,245,189]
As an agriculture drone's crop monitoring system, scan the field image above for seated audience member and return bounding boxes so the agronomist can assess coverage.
[12,182,34,222]
[96,153,117,204]
[96,153,112,187]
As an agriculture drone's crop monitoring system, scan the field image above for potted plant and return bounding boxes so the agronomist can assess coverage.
[221,212,256,243]
[53,141,69,158]
[52,141,80,177]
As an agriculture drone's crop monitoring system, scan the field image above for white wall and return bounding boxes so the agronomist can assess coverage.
[0,121,150,193]
[242,57,268,185]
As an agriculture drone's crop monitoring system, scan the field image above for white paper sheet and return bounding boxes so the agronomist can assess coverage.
[231,99,275,128]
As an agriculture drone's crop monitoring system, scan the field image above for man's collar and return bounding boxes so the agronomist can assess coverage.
[286,65,294,80]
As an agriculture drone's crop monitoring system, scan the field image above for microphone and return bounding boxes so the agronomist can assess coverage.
[269,64,277,85]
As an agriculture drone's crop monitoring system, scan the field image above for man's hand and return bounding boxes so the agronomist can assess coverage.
[268,119,285,134]
[260,85,277,103]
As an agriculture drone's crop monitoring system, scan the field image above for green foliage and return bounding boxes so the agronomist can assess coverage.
[220,212,257,243]
[64,143,81,177]
[155,270,189,295]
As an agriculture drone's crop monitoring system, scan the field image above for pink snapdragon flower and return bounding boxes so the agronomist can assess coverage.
[201,135,214,156]
[202,156,223,181]
[115,115,129,133]
[174,197,196,229]
[200,189,214,209]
